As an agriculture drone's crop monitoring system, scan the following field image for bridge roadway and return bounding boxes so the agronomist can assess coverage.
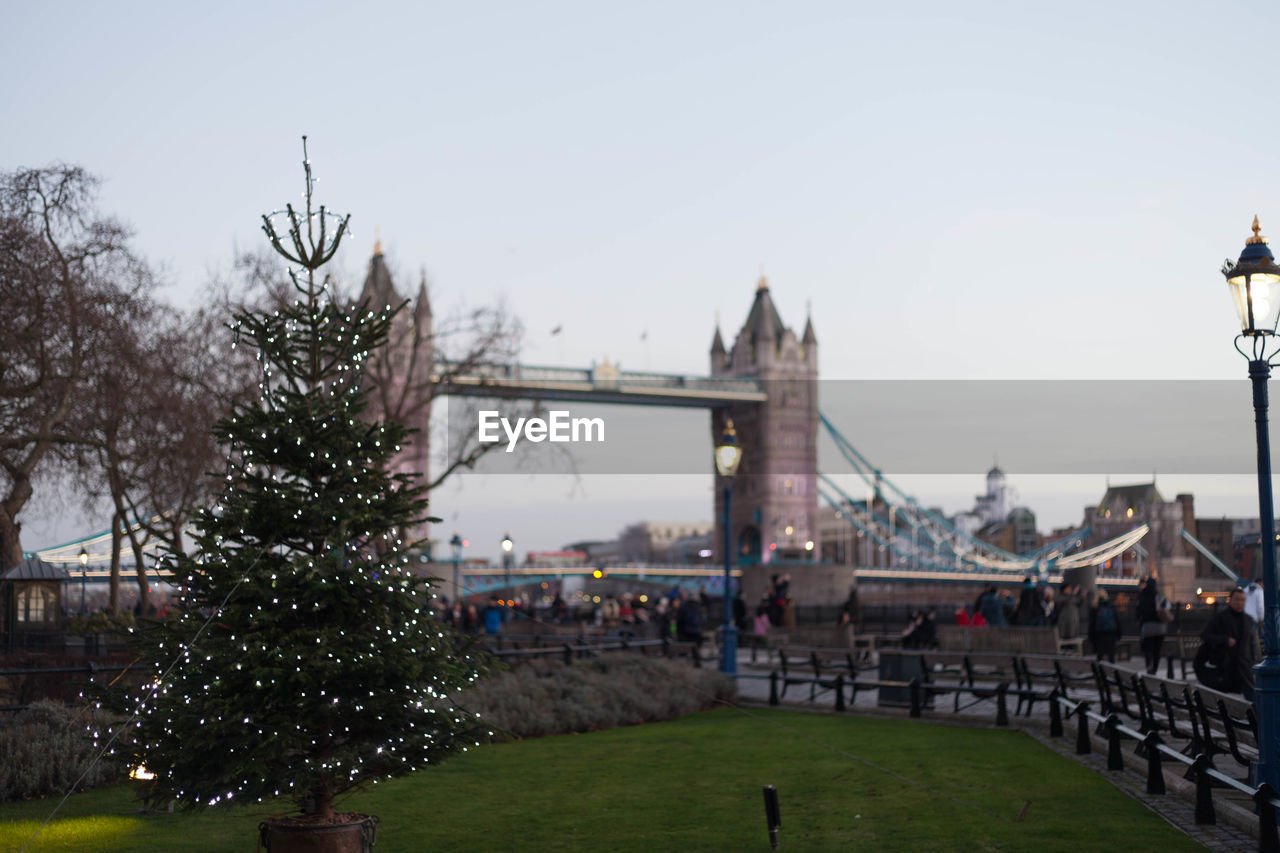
[432,361,766,408]
[438,563,741,596]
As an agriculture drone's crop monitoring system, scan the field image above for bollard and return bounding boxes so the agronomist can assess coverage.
[1144,732,1165,795]
[769,671,780,706]
[1106,715,1123,771]
[909,678,922,718]
[762,785,781,850]
[1076,701,1092,755]
[1192,755,1216,825]
[996,682,1009,727]
[1255,782,1280,853]
[835,674,846,712]
[1049,690,1064,738]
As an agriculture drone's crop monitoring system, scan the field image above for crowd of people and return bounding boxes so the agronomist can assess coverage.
[433,568,1273,704]
[948,573,1171,673]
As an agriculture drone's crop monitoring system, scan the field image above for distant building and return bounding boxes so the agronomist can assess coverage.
[1190,517,1278,583]
[975,506,1041,556]
[1082,481,1195,599]
[618,521,713,563]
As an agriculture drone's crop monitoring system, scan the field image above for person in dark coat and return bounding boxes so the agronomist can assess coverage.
[1088,589,1121,662]
[1135,572,1168,675]
[838,585,861,634]
[1015,576,1039,625]
[732,591,748,632]
[977,584,1007,627]
[1056,583,1084,639]
[677,595,704,650]
[1200,587,1257,699]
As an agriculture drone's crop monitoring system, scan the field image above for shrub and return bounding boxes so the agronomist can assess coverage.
[66,611,135,635]
[0,700,126,802]
[460,656,735,740]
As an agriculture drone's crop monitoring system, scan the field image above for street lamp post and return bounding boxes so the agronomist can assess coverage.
[715,419,744,675]
[449,532,464,613]
[1223,216,1280,794]
[78,547,88,613]
[501,533,514,622]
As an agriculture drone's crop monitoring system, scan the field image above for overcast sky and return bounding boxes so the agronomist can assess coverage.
[6,1,1280,559]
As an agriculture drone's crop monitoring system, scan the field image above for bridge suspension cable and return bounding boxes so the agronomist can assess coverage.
[818,411,1147,575]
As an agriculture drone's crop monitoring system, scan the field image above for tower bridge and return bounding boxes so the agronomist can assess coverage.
[32,250,1151,585]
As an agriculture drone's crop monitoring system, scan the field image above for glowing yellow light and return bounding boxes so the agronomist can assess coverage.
[1205,596,1216,605]
[592,570,603,579]
[638,594,648,603]
[130,765,157,781]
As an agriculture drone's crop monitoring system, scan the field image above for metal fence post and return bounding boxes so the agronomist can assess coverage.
[563,643,573,666]
[762,785,781,850]
[996,682,1009,727]
[1076,701,1092,755]
[1193,755,1216,825]
[909,678,922,718]
[1255,782,1279,853]
[834,674,846,712]
[1049,689,1063,738]
[1106,715,1124,771]
[1144,731,1165,795]
[769,671,779,706]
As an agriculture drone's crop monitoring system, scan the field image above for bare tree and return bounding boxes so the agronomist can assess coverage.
[0,166,154,570]
[360,259,538,495]
[71,299,239,614]
[226,247,539,505]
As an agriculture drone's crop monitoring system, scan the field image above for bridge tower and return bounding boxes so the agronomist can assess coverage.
[359,242,434,530]
[711,276,818,565]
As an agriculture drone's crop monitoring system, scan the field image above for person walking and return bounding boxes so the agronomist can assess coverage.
[838,584,861,644]
[977,584,1007,627]
[1199,586,1258,699]
[677,595,704,651]
[1135,572,1169,675]
[1015,576,1038,625]
[1089,589,1121,663]
[482,596,503,635]
[1056,582,1084,639]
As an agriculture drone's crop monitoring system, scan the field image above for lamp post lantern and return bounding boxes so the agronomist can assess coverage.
[449,532,464,612]
[715,419,744,675]
[78,547,88,613]
[1223,216,1280,794]
[501,533,514,621]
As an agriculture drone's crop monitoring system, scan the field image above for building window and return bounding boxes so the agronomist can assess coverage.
[17,587,53,623]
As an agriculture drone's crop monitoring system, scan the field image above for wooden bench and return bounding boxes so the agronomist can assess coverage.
[935,625,1079,655]
[773,646,866,700]
[1164,633,1201,680]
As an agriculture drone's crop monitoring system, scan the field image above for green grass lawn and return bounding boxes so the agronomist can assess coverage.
[1,708,1204,852]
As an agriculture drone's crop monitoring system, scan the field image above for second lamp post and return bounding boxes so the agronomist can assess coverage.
[1223,216,1280,795]
[715,419,744,675]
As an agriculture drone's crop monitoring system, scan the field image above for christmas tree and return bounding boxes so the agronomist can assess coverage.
[122,140,486,821]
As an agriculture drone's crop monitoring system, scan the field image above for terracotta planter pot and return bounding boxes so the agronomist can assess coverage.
[259,813,378,852]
